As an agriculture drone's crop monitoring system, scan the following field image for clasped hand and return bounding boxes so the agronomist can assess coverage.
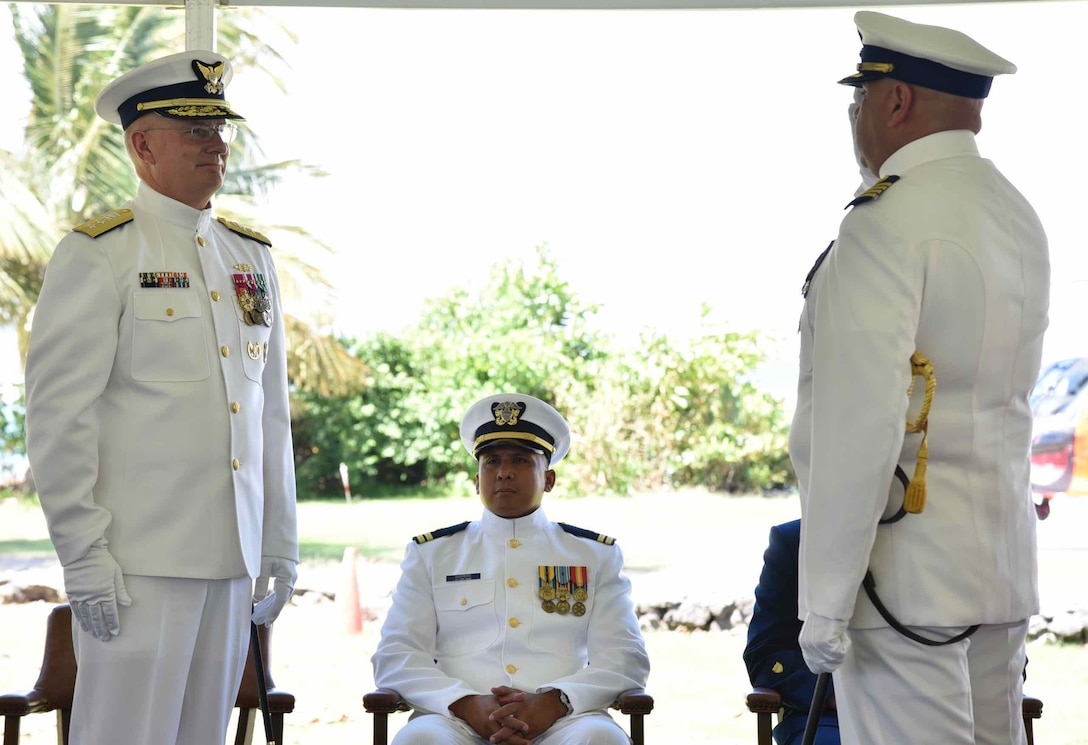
[450,687,565,743]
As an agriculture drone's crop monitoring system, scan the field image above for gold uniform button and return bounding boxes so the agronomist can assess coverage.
[508,618,520,628]
[508,538,520,548]
[505,664,517,675]
[210,290,220,301]
[460,598,467,606]
[231,402,241,413]
[221,346,230,357]
[232,458,240,470]
[165,308,174,317]
[197,236,206,247]
[507,578,518,588]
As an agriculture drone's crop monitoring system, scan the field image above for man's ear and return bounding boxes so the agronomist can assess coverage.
[544,469,556,492]
[474,472,480,494]
[129,131,156,165]
[888,83,913,127]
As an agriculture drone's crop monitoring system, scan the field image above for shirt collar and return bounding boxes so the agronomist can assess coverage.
[880,129,980,179]
[480,505,550,539]
[136,181,215,232]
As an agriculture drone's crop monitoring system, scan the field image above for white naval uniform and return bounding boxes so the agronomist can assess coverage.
[25,182,299,745]
[372,507,650,744]
[791,130,1048,745]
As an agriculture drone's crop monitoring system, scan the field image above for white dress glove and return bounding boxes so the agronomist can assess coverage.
[799,612,851,674]
[848,86,879,194]
[62,539,132,642]
[252,556,298,627]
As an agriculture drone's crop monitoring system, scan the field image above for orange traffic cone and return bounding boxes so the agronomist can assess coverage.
[339,546,364,635]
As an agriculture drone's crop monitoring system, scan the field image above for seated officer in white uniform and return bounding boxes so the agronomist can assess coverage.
[372,393,650,745]
[793,11,1048,745]
[25,51,298,745]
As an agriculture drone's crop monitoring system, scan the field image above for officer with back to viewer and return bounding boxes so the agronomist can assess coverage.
[792,11,1048,745]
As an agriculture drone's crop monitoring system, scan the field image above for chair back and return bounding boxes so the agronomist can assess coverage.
[34,604,77,712]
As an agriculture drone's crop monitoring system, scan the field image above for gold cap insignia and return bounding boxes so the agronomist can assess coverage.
[492,401,526,426]
[194,60,226,94]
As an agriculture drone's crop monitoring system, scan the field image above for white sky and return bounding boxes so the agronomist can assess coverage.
[3,1,1088,401]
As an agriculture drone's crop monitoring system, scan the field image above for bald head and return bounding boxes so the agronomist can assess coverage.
[853,79,984,174]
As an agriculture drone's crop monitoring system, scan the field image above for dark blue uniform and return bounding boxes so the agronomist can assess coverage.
[743,520,839,745]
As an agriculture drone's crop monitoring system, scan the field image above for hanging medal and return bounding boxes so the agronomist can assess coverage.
[555,565,571,615]
[232,272,273,327]
[232,273,258,325]
[253,273,273,327]
[571,565,588,617]
[539,566,556,613]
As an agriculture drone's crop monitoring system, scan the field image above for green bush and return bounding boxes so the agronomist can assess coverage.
[290,247,794,498]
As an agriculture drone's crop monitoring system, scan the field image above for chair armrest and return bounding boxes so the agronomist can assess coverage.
[746,687,783,715]
[265,688,296,715]
[0,689,52,717]
[363,688,411,715]
[611,688,654,716]
[1022,695,1043,720]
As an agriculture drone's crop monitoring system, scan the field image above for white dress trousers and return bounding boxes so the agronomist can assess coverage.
[70,575,251,745]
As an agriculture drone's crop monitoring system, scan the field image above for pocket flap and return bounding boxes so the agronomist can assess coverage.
[133,291,201,323]
[434,580,494,612]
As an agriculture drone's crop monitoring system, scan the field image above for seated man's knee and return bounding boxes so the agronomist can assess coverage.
[548,713,632,745]
[391,714,474,745]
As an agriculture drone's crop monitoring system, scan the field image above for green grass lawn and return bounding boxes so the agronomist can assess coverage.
[2,491,1086,743]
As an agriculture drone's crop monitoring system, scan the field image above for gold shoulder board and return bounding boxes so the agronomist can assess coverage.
[72,209,134,238]
[558,522,616,546]
[217,217,272,246]
[845,175,901,209]
[413,521,470,545]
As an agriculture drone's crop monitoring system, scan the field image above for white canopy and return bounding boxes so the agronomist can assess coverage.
[36,0,1056,8]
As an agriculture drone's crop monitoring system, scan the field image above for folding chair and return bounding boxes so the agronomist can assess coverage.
[363,687,654,745]
[744,687,1043,745]
[0,603,295,745]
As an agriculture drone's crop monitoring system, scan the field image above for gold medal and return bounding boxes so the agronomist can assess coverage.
[542,599,556,613]
[556,600,570,615]
[556,565,571,601]
[572,602,586,616]
[571,566,589,603]
[539,566,556,601]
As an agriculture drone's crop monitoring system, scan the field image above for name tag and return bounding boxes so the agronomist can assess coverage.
[446,573,481,582]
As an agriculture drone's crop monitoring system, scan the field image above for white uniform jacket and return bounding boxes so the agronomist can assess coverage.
[791,130,1049,628]
[25,183,299,579]
[372,507,650,719]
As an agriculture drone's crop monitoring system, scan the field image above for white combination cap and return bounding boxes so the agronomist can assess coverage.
[95,50,244,128]
[839,11,1016,99]
[460,393,571,466]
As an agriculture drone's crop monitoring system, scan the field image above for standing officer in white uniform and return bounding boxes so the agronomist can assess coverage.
[24,50,299,745]
[372,393,650,745]
[792,12,1048,745]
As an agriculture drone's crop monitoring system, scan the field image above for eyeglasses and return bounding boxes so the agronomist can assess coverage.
[140,122,238,144]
